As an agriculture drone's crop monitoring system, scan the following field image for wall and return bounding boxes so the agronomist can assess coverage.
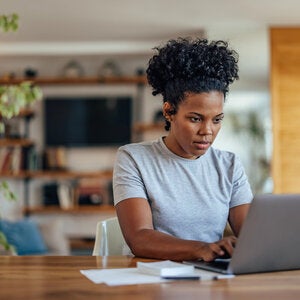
[214,90,272,193]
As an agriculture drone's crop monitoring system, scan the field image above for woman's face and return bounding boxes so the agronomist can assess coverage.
[163,91,224,159]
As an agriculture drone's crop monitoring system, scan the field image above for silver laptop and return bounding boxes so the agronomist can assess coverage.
[184,194,300,275]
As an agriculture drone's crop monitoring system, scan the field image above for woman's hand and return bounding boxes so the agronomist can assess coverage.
[199,236,237,262]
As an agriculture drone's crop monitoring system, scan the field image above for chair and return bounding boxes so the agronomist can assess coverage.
[92,217,131,256]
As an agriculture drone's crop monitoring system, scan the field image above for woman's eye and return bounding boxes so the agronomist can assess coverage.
[190,117,201,122]
[213,117,224,124]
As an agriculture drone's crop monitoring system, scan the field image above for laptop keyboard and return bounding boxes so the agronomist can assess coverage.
[201,259,230,270]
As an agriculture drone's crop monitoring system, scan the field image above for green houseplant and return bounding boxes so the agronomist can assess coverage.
[0,13,42,254]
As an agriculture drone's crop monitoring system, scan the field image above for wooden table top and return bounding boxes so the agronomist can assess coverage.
[1,255,300,299]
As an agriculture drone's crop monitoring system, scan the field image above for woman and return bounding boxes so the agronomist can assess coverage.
[113,38,253,262]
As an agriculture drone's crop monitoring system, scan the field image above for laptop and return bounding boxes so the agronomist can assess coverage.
[184,194,300,275]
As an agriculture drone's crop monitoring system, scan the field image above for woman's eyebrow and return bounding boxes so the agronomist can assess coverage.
[189,112,224,117]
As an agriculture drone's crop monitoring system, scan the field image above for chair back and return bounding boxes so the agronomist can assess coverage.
[92,217,130,256]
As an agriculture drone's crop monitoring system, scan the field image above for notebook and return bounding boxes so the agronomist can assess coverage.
[184,194,300,275]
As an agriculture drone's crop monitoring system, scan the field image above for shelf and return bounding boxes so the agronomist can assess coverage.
[69,237,95,250]
[133,122,165,133]
[0,169,113,180]
[0,138,34,147]
[0,171,28,179]
[0,75,147,86]
[23,204,115,215]
[28,169,113,179]
[17,109,35,118]
[0,109,35,120]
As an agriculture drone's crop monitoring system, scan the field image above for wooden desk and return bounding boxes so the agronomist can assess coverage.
[1,255,300,299]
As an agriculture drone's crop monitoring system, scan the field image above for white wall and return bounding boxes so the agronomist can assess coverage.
[214,90,272,193]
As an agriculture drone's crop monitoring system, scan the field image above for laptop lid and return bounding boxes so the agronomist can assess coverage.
[186,194,300,275]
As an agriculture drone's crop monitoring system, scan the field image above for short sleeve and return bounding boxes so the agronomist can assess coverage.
[113,147,148,205]
[229,156,253,208]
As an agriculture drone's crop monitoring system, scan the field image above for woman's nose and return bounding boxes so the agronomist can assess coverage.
[198,121,213,135]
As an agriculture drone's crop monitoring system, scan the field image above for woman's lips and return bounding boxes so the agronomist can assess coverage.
[194,141,210,150]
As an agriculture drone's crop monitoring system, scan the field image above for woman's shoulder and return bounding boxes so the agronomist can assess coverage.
[209,146,234,157]
[118,138,163,154]
[209,147,240,164]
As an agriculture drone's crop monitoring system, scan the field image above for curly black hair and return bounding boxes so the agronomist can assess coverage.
[146,37,239,130]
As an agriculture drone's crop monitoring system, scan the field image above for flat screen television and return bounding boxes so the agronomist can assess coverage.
[44,96,132,147]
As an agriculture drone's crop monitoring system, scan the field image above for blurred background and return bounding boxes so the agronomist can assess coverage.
[1,0,299,254]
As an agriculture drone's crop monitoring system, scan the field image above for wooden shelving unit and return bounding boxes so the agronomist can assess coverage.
[0,75,147,218]
[0,171,28,179]
[0,75,147,86]
[0,169,113,179]
[0,169,114,214]
[133,122,164,133]
[23,204,115,215]
[0,73,150,252]
[69,237,96,253]
[0,138,34,147]
[0,108,35,119]
[0,108,116,215]
[27,169,113,179]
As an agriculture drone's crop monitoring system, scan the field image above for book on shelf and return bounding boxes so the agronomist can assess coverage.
[42,178,112,208]
[10,147,22,172]
[43,147,67,170]
[0,148,11,172]
[76,177,111,206]
[0,147,23,173]
[57,181,76,209]
[27,148,40,171]
[42,183,60,206]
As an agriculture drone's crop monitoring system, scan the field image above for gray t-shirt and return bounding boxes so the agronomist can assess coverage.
[113,137,253,242]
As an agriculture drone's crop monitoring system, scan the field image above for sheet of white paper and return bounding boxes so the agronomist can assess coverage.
[80,268,234,286]
[81,268,171,286]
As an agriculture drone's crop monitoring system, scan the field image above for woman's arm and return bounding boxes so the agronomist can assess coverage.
[228,203,251,236]
[116,198,236,261]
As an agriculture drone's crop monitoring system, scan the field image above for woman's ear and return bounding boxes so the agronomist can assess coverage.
[162,102,174,121]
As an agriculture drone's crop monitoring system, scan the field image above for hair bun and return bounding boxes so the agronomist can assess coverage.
[146,38,239,99]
